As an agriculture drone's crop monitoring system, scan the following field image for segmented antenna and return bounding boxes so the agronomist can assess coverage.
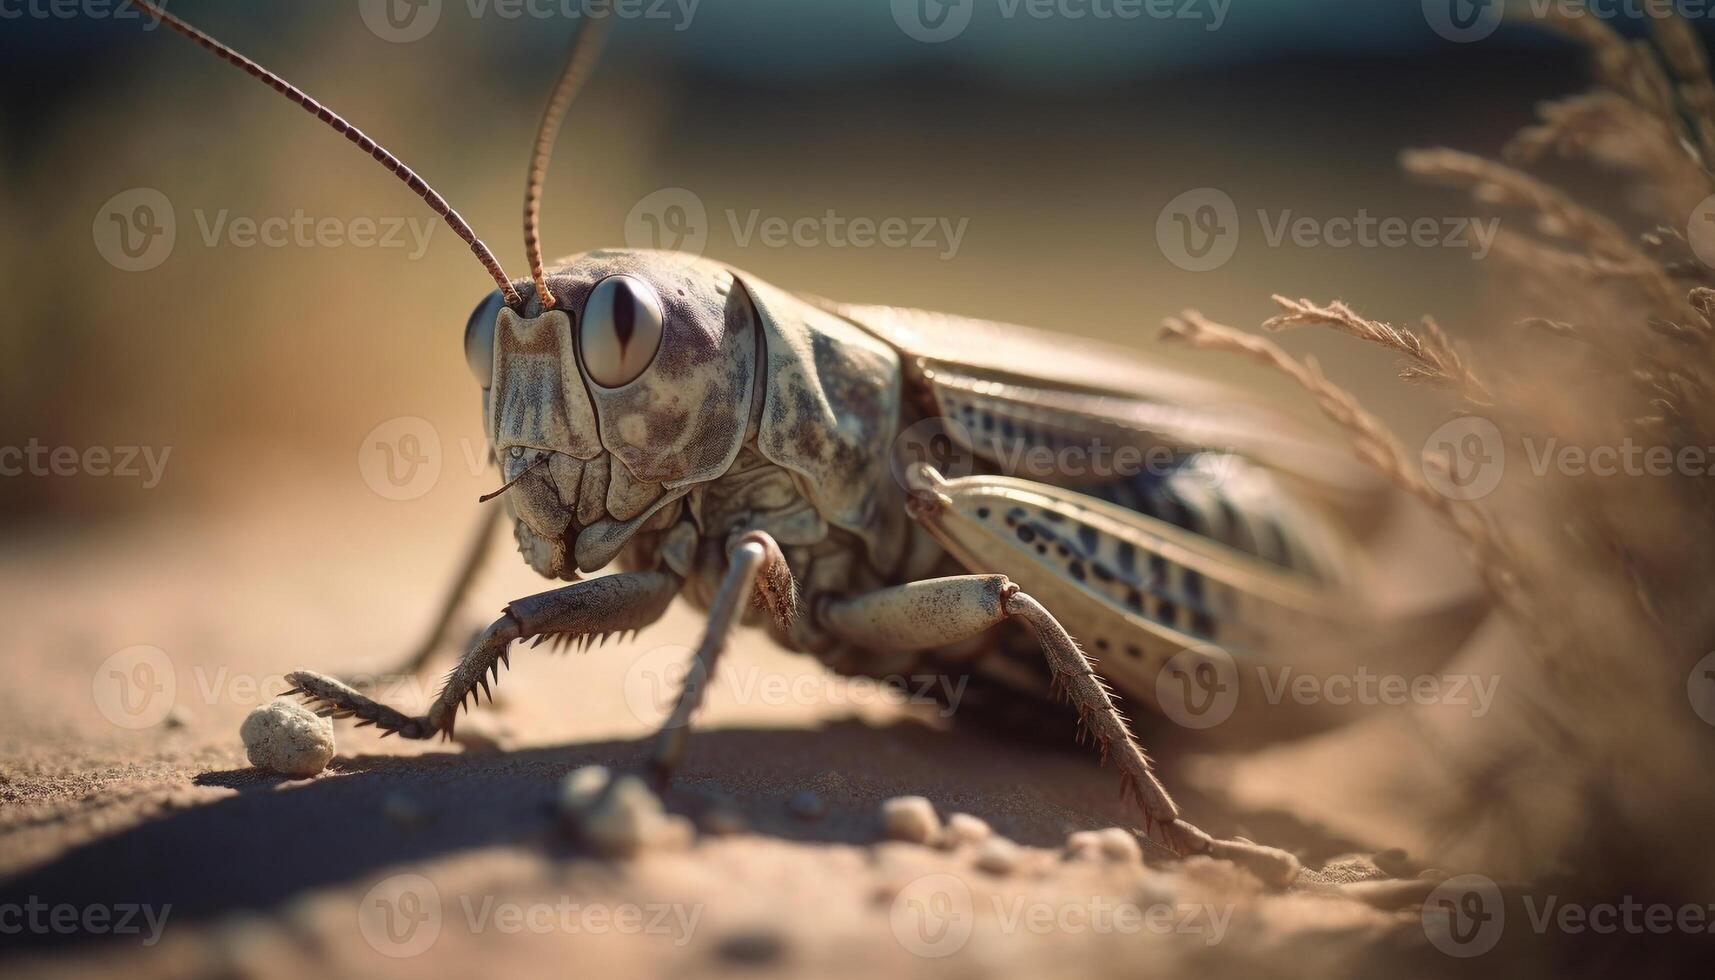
[523,17,612,309]
[130,0,523,308]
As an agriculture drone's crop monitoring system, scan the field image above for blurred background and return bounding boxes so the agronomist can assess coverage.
[0,0,1654,528]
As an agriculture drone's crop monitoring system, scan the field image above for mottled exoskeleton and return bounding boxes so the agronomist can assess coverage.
[131,6,1484,875]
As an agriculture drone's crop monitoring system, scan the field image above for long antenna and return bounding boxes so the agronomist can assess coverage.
[130,0,523,308]
[522,17,612,309]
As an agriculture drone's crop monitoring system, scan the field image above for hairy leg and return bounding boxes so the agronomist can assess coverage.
[821,574,1299,886]
[647,531,796,782]
[289,570,681,739]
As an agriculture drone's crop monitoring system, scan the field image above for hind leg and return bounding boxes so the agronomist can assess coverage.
[820,574,1299,885]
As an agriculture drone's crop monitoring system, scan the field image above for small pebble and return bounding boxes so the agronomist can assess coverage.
[1064,830,1104,861]
[880,796,941,844]
[944,813,991,847]
[1097,827,1143,863]
[581,775,667,857]
[787,790,826,821]
[240,699,334,777]
[558,765,690,857]
[558,765,612,816]
[974,836,1020,875]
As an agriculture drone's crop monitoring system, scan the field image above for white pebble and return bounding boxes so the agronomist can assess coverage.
[1065,830,1104,861]
[881,796,941,844]
[240,699,335,777]
[558,766,691,857]
[1097,827,1143,863]
[944,813,991,847]
[558,765,612,816]
[974,837,1021,875]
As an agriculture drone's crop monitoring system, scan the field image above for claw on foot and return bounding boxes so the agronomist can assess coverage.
[283,670,437,740]
[1164,818,1301,888]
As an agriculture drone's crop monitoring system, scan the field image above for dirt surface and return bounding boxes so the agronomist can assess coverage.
[0,480,1519,979]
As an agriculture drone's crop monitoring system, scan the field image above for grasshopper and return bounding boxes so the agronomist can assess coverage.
[130,4,1484,878]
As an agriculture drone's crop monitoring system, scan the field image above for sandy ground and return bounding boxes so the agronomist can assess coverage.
[0,476,1536,979]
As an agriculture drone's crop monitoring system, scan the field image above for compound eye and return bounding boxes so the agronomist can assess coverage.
[464,289,504,389]
[579,275,664,389]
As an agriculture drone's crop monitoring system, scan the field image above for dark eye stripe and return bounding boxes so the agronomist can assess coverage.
[611,282,636,349]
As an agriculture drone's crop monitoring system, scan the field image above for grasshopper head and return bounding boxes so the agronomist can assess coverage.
[464,250,760,580]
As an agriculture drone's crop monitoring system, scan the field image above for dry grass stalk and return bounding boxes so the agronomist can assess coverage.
[1404,148,1689,322]
[1158,313,1526,620]
[1163,9,1715,907]
[1261,295,1492,402]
